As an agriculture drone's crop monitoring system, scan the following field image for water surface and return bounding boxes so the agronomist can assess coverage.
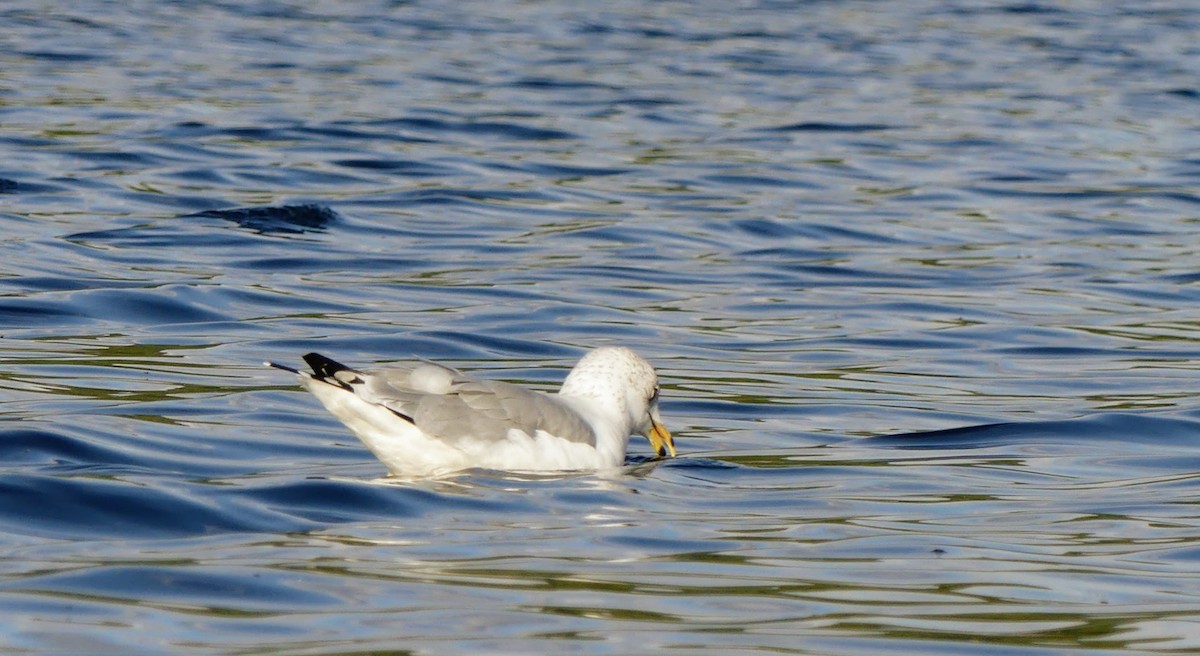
[3,1,1200,653]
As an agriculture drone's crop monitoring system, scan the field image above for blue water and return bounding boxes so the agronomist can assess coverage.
[4,1,1200,653]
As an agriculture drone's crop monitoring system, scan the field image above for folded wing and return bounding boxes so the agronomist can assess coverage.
[308,354,596,447]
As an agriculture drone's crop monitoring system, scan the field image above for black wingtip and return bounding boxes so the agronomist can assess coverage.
[302,352,352,379]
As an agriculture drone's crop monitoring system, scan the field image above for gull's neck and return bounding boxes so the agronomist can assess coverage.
[557,389,631,467]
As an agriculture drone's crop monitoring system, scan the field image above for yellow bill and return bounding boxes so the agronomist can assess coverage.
[648,419,675,458]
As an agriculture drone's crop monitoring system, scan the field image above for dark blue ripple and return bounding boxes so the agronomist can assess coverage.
[1164,88,1200,99]
[0,299,82,326]
[66,149,167,169]
[1163,271,1200,284]
[331,158,459,176]
[71,287,233,324]
[996,2,1067,14]
[410,329,581,358]
[17,49,107,62]
[489,161,632,177]
[65,226,260,249]
[184,204,340,234]
[702,173,820,189]
[224,476,538,524]
[766,121,899,133]
[388,187,563,206]
[240,478,422,523]
[0,475,259,539]
[866,413,1200,450]
[378,116,577,141]
[0,177,64,194]
[7,565,344,610]
[511,76,619,91]
[730,218,902,243]
[0,429,128,466]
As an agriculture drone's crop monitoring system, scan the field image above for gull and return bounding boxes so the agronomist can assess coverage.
[266,347,674,477]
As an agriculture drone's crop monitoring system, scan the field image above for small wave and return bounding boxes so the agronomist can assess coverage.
[183,203,340,234]
[766,121,900,133]
[0,474,261,540]
[865,413,1200,450]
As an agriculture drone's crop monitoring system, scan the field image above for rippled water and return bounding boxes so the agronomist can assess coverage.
[4,1,1200,653]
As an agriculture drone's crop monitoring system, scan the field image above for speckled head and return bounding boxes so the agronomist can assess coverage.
[559,347,674,457]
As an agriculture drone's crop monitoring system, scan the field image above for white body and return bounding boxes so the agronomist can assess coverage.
[303,381,628,475]
[282,347,670,477]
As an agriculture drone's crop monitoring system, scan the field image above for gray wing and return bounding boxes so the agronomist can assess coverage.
[355,364,596,446]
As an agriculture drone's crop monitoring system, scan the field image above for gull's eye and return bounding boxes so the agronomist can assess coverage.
[649,387,660,404]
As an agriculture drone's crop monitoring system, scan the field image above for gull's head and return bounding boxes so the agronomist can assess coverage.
[559,346,675,458]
